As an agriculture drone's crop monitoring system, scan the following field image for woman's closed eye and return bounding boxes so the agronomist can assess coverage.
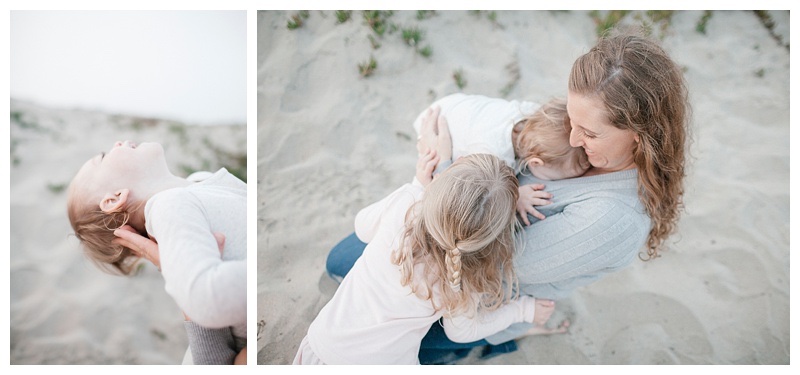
[580,128,597,139]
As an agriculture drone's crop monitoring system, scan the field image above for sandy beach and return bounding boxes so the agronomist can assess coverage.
[8,100,246,364]
[256,10,790,365]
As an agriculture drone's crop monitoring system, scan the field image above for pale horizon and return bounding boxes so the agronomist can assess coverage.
[10,11,246,125]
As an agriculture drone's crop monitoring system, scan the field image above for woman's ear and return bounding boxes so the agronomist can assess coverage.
[99,189,130,213]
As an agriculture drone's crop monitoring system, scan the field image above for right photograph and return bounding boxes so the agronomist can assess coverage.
[256,10,789,365]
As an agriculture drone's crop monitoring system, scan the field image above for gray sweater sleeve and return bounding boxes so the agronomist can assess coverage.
[184,321,237,365]
[514,196,649,298]
[484,171,651,344]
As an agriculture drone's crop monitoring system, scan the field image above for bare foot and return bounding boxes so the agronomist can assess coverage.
[522,319,570,337]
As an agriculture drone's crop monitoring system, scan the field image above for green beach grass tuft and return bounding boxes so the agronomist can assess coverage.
[635,10,673,39]
[418,45,432,58]
[287,10,310,30]
[363,10,394,36]
[589,10,631,37]
[416,10,436,20]
[335,10,352,24]
[469,10,504,29]
[696,11,713,34]
[401,27,423,46]
[368,34,381,49]
[47,182,67,194]
[754,10,789,50]
[453,69,467,90]
[400,26,432,58]
[499,61,521,98]
[11,111,44,132]
[358,56,378,77]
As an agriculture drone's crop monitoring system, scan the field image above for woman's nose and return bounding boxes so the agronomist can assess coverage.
[569,129,582,147]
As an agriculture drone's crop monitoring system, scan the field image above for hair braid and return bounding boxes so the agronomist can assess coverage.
[445,247,462,293]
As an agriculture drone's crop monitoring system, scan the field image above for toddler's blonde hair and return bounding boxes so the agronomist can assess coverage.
[515,97,589,175]
[392,153,521,316]
[67,182,143,276]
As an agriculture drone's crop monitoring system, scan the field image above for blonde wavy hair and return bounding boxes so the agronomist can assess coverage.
[514,97,590,176]
[569,27,690,260]
[67,182,144,276]
[391,153,521,316]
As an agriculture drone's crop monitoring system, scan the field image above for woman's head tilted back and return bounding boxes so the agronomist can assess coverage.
[394,153,521,314]
[568,28,690,259]
[67,141,171,275]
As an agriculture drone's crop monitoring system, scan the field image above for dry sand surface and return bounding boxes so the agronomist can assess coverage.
[257,10,790,365]
[9,100,246,364]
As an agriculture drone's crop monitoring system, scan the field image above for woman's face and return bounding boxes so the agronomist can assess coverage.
[71,141,168,202]
[566,91,639,173]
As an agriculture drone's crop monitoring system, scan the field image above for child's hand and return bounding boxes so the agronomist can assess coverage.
[532,299,556,326]
[113,225,226,270]
[113,225,162,269]
[516,183,553,226]
[416,149,440,187]
[418,106,453,163]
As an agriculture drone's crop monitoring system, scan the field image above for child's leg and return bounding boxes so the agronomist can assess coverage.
[325,232,366,283]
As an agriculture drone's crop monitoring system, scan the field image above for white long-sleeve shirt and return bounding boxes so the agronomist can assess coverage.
[303,179,537,364]
[412,93,540,169]
[145,168,247,342]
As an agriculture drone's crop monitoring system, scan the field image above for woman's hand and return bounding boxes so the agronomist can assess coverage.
[113,225,226,270]
[416,149,440,187]
[417,106,453,166]
[516,183,554,225]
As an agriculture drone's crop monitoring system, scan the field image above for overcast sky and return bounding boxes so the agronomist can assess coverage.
[10,11,246,125]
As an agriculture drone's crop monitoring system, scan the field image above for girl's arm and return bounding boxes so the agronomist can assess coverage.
[442,296,555,343]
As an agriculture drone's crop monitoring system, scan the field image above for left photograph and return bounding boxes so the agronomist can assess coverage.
[10,11,247,365]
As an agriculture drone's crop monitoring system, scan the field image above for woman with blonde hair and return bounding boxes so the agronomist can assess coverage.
[326,27,691,363]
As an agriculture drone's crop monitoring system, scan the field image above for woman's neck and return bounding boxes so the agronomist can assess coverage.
[127,175,193,234]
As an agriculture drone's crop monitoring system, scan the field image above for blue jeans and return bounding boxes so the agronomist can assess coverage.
[326,232,518,364]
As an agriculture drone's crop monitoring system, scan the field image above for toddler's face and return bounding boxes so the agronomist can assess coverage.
[71,140,167,201]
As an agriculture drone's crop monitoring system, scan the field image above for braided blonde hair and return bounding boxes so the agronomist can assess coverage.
[392,153,521,315]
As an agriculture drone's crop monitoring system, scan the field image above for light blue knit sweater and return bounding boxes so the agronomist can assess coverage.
[487,168,651,344]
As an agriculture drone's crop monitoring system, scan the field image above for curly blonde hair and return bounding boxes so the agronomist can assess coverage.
[392,153,521,316]
[67,183,144,276]
[569,28,690,259]
[514,97,590,176]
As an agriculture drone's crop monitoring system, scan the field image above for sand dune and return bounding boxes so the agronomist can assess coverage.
[9,99,246,364]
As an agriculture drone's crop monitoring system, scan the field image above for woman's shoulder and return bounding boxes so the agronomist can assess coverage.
[521,169,640,195]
